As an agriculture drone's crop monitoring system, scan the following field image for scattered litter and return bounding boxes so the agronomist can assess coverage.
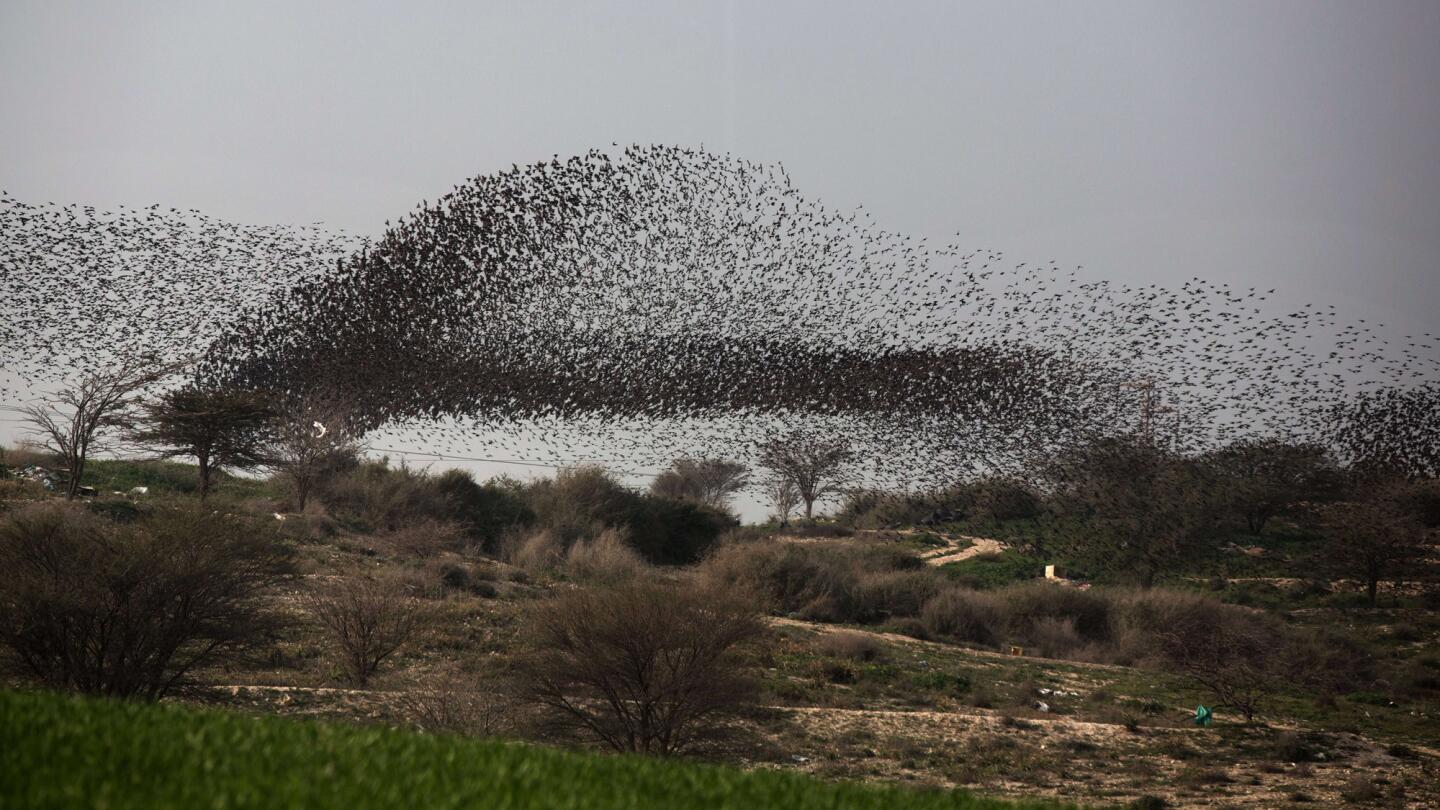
[1195,705,1213,726]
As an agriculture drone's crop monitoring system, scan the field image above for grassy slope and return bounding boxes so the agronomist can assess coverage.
[0,690,1080,810]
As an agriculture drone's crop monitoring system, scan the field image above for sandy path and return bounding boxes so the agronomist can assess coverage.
[923,535,1005,566]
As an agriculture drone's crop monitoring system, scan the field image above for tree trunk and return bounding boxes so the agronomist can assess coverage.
[1366,576,1378,607]
[66,456,85,500]
[803,498,814,520]
[197,452,211,501]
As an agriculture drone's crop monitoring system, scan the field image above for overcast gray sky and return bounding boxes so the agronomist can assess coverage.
[3,1,1437,516]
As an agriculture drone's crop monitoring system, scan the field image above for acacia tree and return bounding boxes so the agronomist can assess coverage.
[758,432,853,520]
[762,476,801,527]
[1204,439,1340,534]
[19,355,166,498]
[265,401,361,510]
[131,386,275,499]
[1048,436,1214,588]
[1157,604,1288,722]
[1318,486,1428,607]
[306,576,424,687]
[650,458,750,511]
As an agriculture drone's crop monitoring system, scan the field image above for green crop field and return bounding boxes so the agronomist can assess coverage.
[0,689,1079,810]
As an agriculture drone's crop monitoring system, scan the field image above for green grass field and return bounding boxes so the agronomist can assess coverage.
[0,689,1079,810]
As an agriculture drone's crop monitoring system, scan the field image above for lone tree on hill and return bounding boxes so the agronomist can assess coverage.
[131,386,276,499]
[758,432,853,520]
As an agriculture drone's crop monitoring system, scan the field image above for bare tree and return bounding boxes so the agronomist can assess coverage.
[758,432,853,520]
[306,576,424,687]
[649,457,750,511]
[265,400,361,510]
[399,666,518,737]
[517,580,762,755]
[1157,606,1285,723]
[19,355,166,498]
[130,386,275,499]
[762,475,801,527]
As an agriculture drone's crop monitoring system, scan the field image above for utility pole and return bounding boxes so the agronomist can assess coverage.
[1121,378,1173,446]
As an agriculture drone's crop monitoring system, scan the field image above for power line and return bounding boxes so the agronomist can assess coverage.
[364,445,661,478]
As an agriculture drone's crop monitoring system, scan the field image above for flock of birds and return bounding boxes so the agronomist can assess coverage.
[3,144,1437,487]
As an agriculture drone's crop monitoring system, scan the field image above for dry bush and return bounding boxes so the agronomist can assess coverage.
[920,587,1002,645]
[517,579,763,755]
[999,581,1113,643]
[855,569,946,619]
[383,519,470,557]
[1277,626,1374,696]
[321,460,450,532]
[306,576,426,687]
[1027,616,1086,659]
[564,527,647,583]
[816,630,885,662]
[400,667,518,737]
[699,537,933,623]
[415,559,498,598]
[1138,593,1290,721]
[0,501,293,699]
[0,478,48,502]
[1339,775,1382,803]
[505,528,566,574]
[0,444,59,477]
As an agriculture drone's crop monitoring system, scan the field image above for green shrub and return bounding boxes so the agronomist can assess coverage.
[699,539,936,622]
[434,470,534,550]
[523,466,730,565]
[910,670,972,694]
[940,550,1042,590]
